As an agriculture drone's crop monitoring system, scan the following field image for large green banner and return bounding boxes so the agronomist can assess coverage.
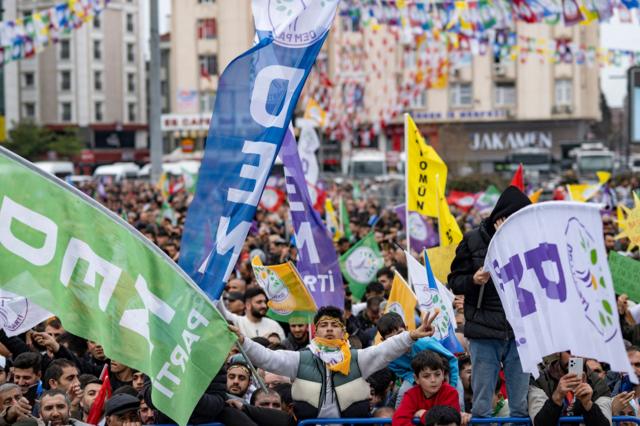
[0,147,236,425]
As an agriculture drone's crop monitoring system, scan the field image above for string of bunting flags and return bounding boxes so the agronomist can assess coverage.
[0,0,110,66]
[340,0,640,33]
[303,0,640,144]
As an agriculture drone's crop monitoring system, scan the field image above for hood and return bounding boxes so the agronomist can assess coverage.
[485,186,531,237]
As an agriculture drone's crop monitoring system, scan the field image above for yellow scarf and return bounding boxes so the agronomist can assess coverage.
[309,335,352,376]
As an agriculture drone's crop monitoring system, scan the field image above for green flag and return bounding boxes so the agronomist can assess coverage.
[158,201,177,227]
[339,232,384,299]
[476,184,501,210]
[609,252,640,303]
[0,147,236,426]
[339,197,353,241]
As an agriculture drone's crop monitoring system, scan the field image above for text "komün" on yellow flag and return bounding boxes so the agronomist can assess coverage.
[406,114,447,218]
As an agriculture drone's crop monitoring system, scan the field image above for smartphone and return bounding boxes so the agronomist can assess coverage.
[568,357,584,376]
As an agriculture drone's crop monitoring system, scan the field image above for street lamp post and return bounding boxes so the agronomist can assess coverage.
[149,0,162,182]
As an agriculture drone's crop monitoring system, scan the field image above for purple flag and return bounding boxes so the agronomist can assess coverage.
[281,131,344,309]
[394,204,439,251]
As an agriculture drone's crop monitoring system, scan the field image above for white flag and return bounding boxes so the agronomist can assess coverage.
[0,290,52,337]
[298,125,320,185]
[406,251,457,342]
[485,202,636,381]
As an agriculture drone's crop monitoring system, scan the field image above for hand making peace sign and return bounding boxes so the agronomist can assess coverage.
[409,308,440,341]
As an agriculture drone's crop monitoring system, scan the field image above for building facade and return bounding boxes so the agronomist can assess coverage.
[3,0,148,170]
[163,0,253,152]
[314,10,602,175]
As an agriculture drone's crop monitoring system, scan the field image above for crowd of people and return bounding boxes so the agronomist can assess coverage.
[0,174,638,426]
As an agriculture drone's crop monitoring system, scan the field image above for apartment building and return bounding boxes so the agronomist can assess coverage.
[3,0,148,169]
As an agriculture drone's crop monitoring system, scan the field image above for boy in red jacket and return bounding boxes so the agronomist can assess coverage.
[393,350,461,426]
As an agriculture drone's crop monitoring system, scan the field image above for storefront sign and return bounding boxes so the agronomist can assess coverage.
[412,109,508,121]
[470,131,552,151]
[161,114,211,132]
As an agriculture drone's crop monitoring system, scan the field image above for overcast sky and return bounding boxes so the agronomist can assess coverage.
[142,1,637,109]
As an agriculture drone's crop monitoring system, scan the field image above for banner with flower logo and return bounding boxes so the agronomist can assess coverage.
[485,202,636,381]
[251,256,317,323]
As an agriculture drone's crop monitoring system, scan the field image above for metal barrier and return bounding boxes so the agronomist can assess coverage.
[297,417,640,426]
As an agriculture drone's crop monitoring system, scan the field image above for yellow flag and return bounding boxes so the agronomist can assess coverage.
[406,114,447,218]
[597,171,611,185]
[579,4,598,25]
[426,244,458,284]
[436,183,463,246]
[325,198,342,241]
[0,116,6,142]
[303,98,327,128]
[529,189,543,204]
[251,257,318,322]
[157,172,169,200]
[384,272,417,330]
[617,204,626,231]
[566,184,599,202]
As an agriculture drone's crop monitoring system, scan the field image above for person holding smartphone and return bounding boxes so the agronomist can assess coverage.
[528,352,612,426]
[611,346,640,419]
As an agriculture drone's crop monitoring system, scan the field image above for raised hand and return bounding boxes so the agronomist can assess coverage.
[410,309,439,341]
[552,373,582,406]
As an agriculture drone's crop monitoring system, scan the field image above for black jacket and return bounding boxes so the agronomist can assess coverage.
[448,222,514,340]
[281,334,308,351]
[143,369,230,424]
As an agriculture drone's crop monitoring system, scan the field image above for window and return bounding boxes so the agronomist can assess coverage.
[494,82,516,107]
[197,18,217,39]
[199,91,216,112]
[93,15,101,29]
[126,13,134,32]
[94,70,102,91]
[23,103,35,119]
[61,102,72,122]
[409,91,427,109]
[199,54,218,77]
[127,43,135,63]
[555,79,572,106]
[128,103,136,122]
[22,72,35,89]
[450,83,473,107]
[93,40,102,60]
[127,73,135,93]
[60,39,70,60]
[95,102,103,122]
[60,70,71,91]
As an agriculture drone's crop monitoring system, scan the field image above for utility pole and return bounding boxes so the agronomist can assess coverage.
[149,0,162,182]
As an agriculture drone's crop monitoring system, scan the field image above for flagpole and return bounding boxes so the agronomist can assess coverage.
[404,113,411,254]
[436,173,442,243]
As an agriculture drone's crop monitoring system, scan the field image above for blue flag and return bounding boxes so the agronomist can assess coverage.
[424,250,464,353]
[179,1,339,299]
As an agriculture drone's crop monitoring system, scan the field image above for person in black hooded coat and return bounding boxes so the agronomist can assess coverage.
[447,186,532,420]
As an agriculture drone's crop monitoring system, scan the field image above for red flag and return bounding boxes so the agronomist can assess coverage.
[447,191,478,212]
[259,186,285,212]
[510,164,525,191]
[86,366,112,425]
